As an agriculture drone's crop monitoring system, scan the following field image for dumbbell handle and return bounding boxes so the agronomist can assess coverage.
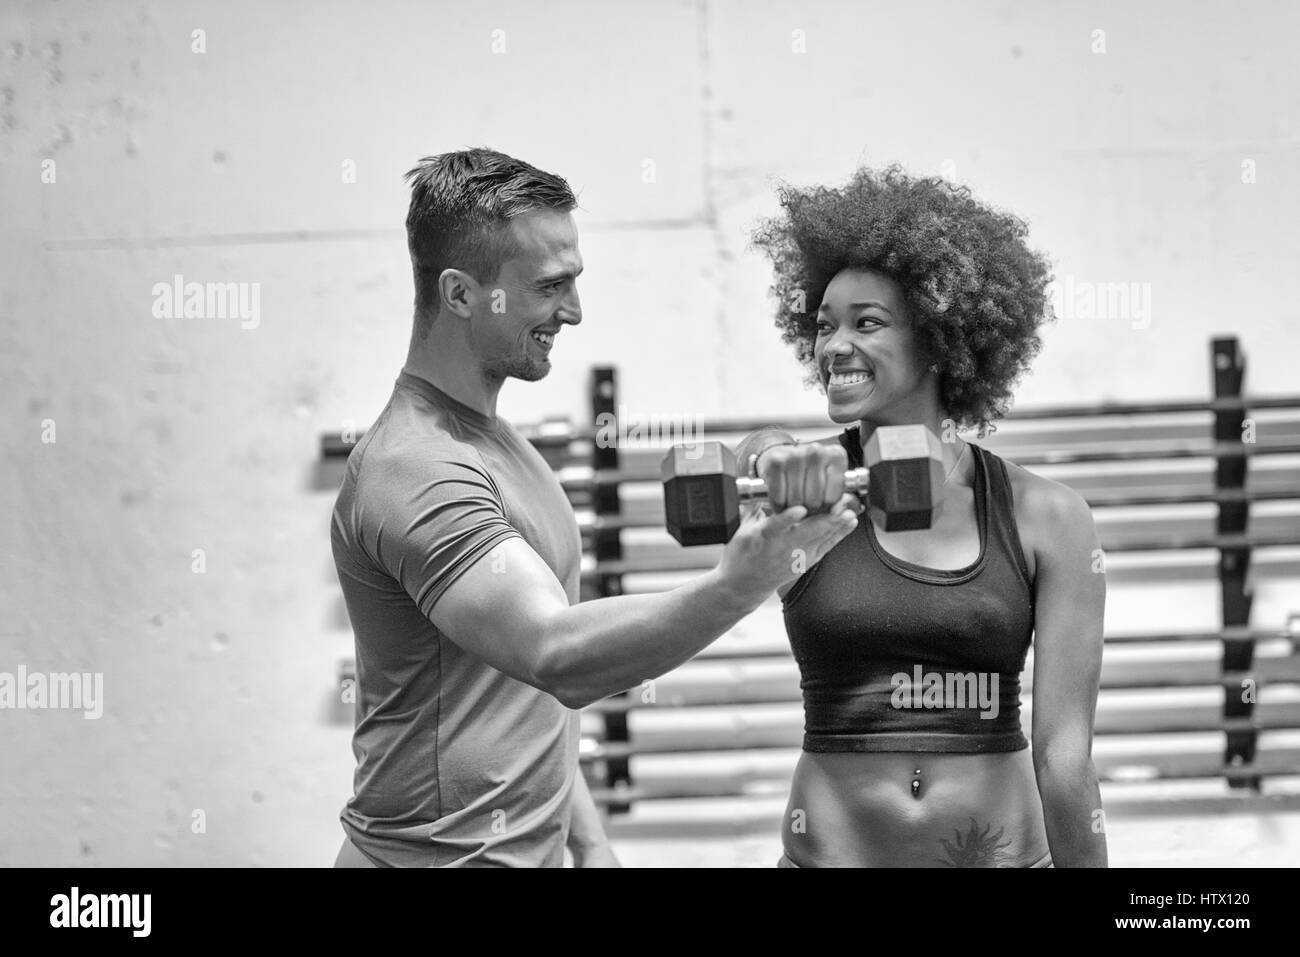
[734,467,871,504]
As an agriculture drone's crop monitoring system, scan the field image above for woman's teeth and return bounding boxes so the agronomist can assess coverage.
[829,370,872,386]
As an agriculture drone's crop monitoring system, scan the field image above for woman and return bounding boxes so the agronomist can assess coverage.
[738,166,1108,867]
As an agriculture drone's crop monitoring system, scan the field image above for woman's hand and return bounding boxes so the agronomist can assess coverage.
[753,442,854,514]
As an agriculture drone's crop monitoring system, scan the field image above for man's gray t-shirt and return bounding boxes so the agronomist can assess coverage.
[331,370,582,866]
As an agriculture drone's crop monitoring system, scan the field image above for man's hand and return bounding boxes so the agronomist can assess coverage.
[715,494,860,607]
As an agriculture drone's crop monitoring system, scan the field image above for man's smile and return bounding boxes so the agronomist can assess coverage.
[529,328,558,351]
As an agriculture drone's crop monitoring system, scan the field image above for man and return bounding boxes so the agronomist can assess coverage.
[330,148,859,867]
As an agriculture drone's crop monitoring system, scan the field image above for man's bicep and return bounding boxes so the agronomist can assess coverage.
[427,536,571,689]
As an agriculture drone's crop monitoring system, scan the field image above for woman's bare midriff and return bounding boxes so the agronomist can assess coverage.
[781,747,1048,867]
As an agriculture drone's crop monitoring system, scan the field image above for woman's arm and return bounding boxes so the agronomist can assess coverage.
[733,426,798,479]
[1024,476,1109,867]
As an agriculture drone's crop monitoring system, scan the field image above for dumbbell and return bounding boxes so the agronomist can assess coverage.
[660,425,946,546]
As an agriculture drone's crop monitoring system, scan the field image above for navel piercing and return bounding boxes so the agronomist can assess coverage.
[911,768,922,799]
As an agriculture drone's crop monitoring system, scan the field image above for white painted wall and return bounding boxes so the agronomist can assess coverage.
[2,0,1297,865]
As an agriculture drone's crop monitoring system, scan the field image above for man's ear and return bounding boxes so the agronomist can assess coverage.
[438,268,477,320]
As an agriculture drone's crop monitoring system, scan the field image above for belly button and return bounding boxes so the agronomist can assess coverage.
[911,768,921,799]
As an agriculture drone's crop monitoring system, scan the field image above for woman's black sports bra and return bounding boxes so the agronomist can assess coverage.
[782,429,1036,753]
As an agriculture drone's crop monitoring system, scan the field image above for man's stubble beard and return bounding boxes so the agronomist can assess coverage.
[482,351,549,384]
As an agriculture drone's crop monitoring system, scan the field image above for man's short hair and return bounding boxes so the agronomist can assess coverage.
[404,148,577,333]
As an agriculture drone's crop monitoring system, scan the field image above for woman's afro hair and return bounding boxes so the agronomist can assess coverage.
[751,164,1056,433]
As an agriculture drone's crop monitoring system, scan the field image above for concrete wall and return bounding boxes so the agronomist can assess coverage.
[2,0,1297,865]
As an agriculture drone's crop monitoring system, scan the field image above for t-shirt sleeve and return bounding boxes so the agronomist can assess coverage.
[355,453,521,619]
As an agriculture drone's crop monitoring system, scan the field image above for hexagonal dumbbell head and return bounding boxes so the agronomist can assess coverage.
[660,442,739,546]
[864,425,946,531]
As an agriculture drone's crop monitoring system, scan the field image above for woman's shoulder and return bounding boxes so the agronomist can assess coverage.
[986,448,1096,533]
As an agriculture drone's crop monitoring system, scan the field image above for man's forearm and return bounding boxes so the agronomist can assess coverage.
[538,568,764,709]
[1037,760,1109,867]
[536,431,809,706]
